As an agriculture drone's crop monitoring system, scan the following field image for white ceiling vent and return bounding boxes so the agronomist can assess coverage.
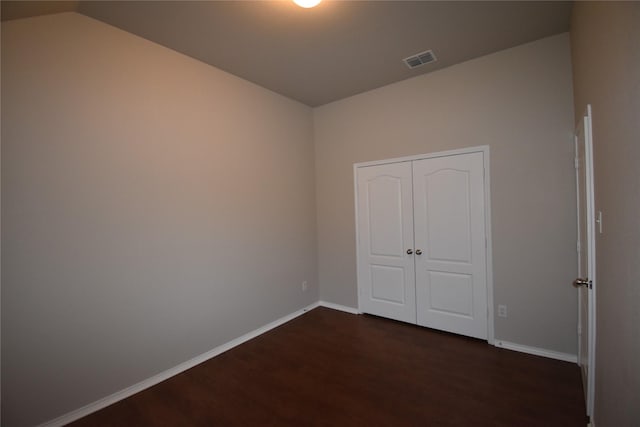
[403,50,437,69]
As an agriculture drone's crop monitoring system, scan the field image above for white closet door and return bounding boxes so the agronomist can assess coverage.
[357,162,416,323]
[413,152,488,339]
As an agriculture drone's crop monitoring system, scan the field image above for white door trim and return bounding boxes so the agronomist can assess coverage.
[353,145,494,344]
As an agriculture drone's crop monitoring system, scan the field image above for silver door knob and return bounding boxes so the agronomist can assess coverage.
[415,249,423,255]
[573,278,590,287]
[406,249,413,255]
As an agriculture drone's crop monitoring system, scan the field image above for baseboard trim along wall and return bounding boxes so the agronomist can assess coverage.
[318,300,360,315]
[494,340,578,363]
[37,304,574,426]
[38,302,321,427]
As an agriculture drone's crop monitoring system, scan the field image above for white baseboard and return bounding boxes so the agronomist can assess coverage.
[43,302,579,427]
[38,302,320,427]
[494,340,577,363]
[318,300,360,315]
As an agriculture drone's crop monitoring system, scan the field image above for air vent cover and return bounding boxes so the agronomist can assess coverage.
[403,50,437,69]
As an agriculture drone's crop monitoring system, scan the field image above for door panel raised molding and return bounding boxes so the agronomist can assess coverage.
[356,162,416,323]
[356,149,490,340]
[413,152,487,339]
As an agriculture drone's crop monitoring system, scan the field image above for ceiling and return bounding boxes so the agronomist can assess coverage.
[1,1,572,107]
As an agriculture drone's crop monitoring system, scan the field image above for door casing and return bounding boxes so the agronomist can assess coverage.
[353,145,494,344]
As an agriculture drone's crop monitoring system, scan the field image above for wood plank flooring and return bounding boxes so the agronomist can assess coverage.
[70,307,586,426]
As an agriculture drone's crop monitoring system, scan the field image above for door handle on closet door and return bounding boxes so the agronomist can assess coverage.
[415,249,423,255]
[406,249,413,255]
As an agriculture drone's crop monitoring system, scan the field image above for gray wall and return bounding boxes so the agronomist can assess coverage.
[1,13,317,427]
[570,3,640,425]
[314,34,578,355]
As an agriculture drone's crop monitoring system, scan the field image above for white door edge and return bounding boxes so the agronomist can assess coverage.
[353,162,362,314]
[353,145,494,344]
[575,105,596,418]
[584,104,597,418]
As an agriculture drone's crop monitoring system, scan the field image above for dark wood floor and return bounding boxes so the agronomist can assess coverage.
[70,307,586,426]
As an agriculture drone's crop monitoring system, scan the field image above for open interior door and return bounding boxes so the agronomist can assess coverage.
[574,104,596,417]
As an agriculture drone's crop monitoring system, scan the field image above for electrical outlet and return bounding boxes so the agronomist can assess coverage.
[498,304,507,318]
[301,281,308,292]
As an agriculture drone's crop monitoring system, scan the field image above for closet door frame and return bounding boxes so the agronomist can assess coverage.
[353,145,495,344]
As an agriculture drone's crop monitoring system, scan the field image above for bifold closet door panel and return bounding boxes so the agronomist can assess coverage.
[356,162,416,323]
[412,152,488,339]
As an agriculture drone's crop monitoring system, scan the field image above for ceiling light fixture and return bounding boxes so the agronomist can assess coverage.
[293,0,321,8]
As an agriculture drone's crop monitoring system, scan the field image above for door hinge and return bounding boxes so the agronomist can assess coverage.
[577,240,581,252]
[574,157,579,169]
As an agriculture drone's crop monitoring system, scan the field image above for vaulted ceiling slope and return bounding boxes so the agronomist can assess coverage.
[2,1,572,106]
